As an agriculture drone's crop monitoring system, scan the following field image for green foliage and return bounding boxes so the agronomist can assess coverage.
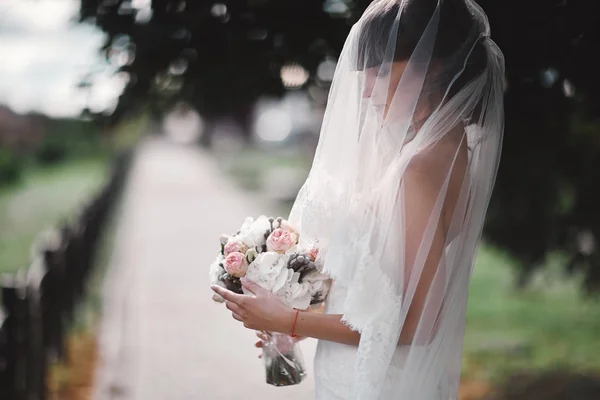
[78,0,352,142]
[463,247,600,381]
[0,158,107,274]
[109,112,149,151]
[34,119,106,165]
[0,148,22,186]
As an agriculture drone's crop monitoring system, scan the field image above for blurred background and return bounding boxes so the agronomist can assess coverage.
[0,0,599,399]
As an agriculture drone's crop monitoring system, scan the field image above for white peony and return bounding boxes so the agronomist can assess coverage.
[237,215,272,248]
[301,270,331,301]
[277,272,312,310]
[245,252,290,292]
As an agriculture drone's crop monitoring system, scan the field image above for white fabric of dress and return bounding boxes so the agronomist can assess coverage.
[314,271,450,400]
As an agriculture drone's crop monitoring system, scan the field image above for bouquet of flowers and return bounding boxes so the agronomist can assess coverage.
[209,215,330,386]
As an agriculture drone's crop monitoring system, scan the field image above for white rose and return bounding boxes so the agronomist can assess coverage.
[251,215,273,239]
[252,215,272,230]
[245,247,259,263]
[245,252,290,292]
[209,254,226,302]
[239,217,254,233]
[209,254,225,285]
[238,215,272,248]
[280,219,299,235]
[219,234,231,247]
[237,233,257,249]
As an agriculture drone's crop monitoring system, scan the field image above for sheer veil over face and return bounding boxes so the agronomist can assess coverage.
[289,0,504,398]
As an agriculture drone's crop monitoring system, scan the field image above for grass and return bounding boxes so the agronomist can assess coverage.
[218,145,600,383]
[464,246,600,381]
[109,112,150,151]
[0,157,107,274]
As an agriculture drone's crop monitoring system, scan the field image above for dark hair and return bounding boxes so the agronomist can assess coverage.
[355,0,488,96]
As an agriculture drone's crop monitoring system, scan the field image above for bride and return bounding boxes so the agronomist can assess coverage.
[212,0,505,398]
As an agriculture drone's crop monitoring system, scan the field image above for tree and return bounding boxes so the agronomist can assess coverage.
[79,0,600,291]
[79,0,354,146]
[476,0,600,292]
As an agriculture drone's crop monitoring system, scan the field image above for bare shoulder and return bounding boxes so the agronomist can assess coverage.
[402,125,469,219]
[407,131,463,173]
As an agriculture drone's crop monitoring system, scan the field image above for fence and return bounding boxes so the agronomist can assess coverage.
[0,150,132,400]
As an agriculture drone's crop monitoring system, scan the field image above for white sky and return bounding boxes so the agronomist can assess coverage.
[0,0,126,118]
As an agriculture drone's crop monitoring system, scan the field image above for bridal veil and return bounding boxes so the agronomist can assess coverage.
[289,0,505,398]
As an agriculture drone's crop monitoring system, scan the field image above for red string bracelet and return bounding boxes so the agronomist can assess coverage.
[291,309,300,338]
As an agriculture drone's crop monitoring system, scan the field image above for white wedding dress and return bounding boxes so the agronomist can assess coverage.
[314,280,447,400]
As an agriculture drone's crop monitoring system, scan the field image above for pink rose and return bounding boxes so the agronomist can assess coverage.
[224,252,248,278]
[279,219,298,234]
[224,240,247,256]
[306,247,319,261]
[266,228,297,254]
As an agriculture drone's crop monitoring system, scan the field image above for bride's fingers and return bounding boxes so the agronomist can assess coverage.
[255,340,263,348]
[256,331,269,341]
[226,300,242,315]
[232,312,243,322]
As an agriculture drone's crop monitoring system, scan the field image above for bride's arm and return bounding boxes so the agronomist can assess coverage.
[211,281,361,345]
[292,312,361,346]
[397,132,467,346]
[211,275,436,347]
[396,160,448,346]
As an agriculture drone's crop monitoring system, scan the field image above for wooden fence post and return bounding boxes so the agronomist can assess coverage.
[0,275,28,400]
[0,148,133,399]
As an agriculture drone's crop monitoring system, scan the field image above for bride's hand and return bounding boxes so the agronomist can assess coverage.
[211,277,295,333]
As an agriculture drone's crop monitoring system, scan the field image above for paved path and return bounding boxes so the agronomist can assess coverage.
[93,137,317,400]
